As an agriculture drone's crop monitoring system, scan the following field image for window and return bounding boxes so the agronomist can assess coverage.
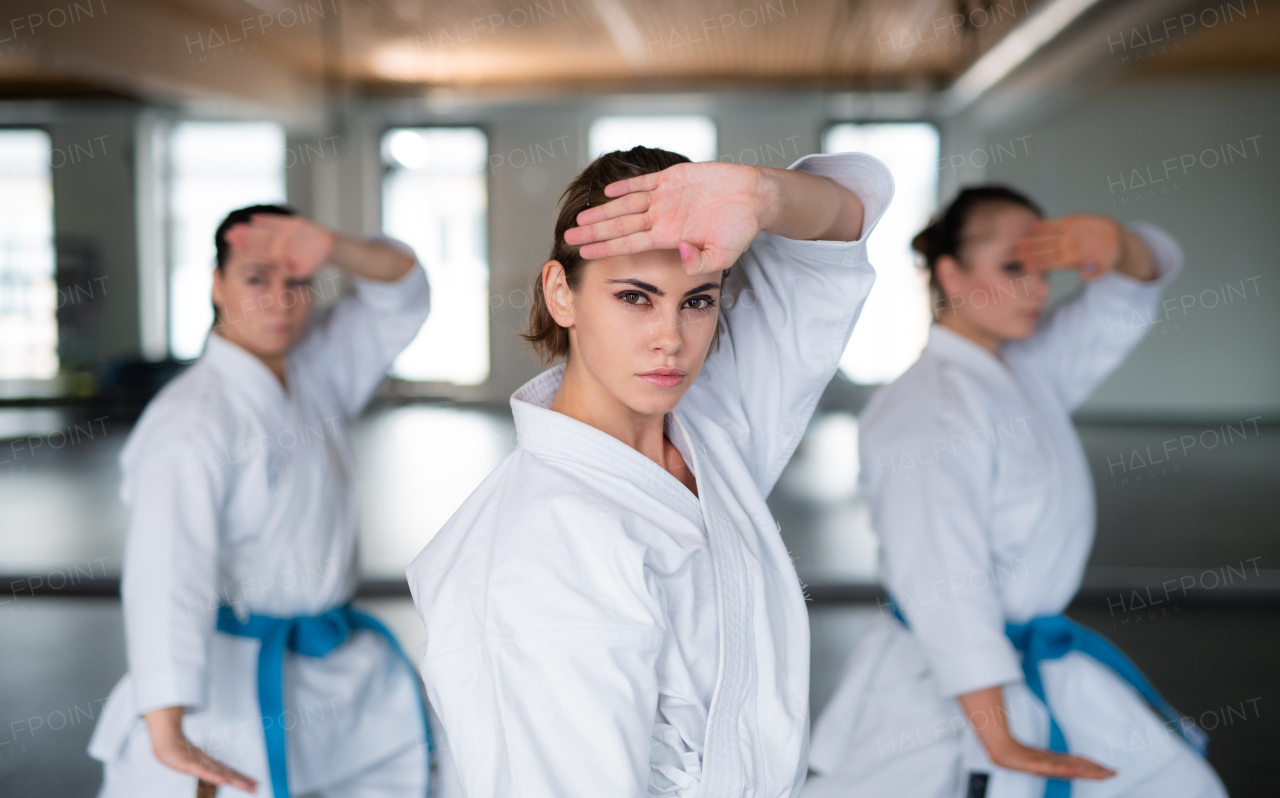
[166,121,286,360]
[0,130,57,379]
[824,123,939,384]
[589,116,717,163]
[381,127,489,385]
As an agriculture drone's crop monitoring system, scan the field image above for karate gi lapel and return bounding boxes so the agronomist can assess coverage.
[202,331,295,423]
[511,365,703,525]
[511,366,755,796]
[925,324,1021,394]
[670,411,754,798]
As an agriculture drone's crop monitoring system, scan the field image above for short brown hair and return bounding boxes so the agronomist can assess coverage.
[522,146,691,362]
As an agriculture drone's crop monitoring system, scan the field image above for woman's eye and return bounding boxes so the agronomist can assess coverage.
[685,296,715,311]
[247,276,266,286]
[617,291,648,306]
[1002,261,1025,274]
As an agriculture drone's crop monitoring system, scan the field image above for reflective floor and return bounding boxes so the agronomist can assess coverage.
[1,403,1278,795]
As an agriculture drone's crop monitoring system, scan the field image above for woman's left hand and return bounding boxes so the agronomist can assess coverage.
[1016,215,1121,281]
[225,214,336,278]
[565,162,767,275]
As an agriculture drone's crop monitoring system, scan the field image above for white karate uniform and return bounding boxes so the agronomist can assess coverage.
[88,255,434,798]
[406,153,894,798]
[805,223,1227,798]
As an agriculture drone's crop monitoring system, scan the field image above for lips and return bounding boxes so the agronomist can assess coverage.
[638,369,686,388]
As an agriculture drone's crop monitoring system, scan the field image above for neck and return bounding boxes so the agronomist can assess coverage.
[213,329,290,392]
[938,314,1004,357]
[550,355,668,468]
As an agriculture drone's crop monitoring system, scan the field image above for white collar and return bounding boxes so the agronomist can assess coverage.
[924,324,1018,386]
[510,364,702,523]
[201,331,294,408]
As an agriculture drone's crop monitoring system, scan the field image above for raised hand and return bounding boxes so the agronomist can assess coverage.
[986,738,1117,781]
[225,214,336,278]
[565,162,767,275]
[1016,215,1121,281]
[145,706,258,793]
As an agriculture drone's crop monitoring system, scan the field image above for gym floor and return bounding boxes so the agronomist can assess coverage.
[1,403,1276,796]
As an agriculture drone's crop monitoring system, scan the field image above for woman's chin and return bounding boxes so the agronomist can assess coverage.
[240,333,298,360]
[1004,318,1040,340]
[619,384,688,418]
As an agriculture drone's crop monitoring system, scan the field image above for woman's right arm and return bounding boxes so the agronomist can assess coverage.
[865,396,1113,780]
[958,686,1115,780]
[1007,218,1183,410]
[121,424,255,790]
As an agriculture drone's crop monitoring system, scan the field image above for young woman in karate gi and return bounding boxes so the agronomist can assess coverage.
[804,187,1228,798]
[89,206,436,797]
[406,146,893,798]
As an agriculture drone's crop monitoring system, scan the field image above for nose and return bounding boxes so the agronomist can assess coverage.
[647,306,684,355]
[1025,271,1050,302]
[272,278,304,315]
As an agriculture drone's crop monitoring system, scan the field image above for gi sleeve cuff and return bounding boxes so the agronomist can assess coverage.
[1098,221,1183,293]
[930,646,1025,699]
[131,670,208,717]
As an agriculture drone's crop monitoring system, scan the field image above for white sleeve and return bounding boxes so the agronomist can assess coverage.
[293,236,431,418]
[681,152,893,497]
[413,521,665,797]
[120,430,227,715]
[1005,222,1182,411]
[864,403,1023,698]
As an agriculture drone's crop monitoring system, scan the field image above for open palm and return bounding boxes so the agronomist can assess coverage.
[1016,215,1121,281]
[146,708,258,792]
[990,739,1116,781]
[565,161,766,275]
[225,214,335,278]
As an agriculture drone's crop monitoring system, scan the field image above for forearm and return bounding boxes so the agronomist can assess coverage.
[756,166,865,243]
[1114,226,1158,282]
[144,705,186,741]
[329,234,417,282]
[958,684,1017,756]
[957,684,1117,780]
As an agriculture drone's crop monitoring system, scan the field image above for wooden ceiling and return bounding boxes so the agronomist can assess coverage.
[0,0,1275,106]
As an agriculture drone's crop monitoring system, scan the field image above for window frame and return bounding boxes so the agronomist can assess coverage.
[820,117,942,386]
[0,124,61,394]
[377,122,495,398]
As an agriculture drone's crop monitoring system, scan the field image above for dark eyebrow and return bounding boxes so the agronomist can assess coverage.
[607,278,664,296]
[683,282,721,297]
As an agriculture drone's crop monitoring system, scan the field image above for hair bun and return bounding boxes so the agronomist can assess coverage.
[911,225,937,260]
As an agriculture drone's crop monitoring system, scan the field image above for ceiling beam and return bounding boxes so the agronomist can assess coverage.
[588,0,650,69]
[940,0,1110,114]
[0,0,325,122]
[949,0,1204,128]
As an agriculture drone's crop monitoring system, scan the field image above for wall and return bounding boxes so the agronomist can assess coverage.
[944,77,1280,420]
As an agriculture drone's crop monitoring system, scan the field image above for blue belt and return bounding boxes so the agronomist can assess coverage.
[216,603,433,798]
[889,599,1207,797]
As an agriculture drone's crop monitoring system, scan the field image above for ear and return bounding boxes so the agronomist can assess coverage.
[541,259,575,329]
[211,266,226,311]
[934,254,964,303]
